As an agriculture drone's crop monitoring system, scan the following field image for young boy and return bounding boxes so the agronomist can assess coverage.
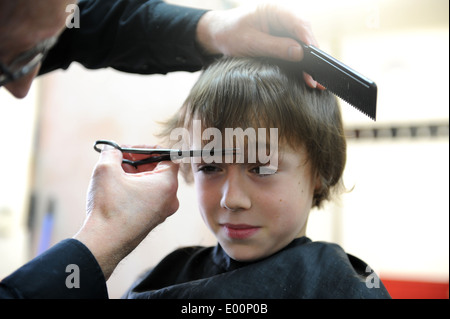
[124,57,390,298]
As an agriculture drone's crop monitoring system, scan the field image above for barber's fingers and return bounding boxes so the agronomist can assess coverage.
[95,145,123,171]
[87,147,124,203]
[120,144,161,162]
[128,159,180,195]
[242,30,303,60]
[94,144,180,177]
[123,157,180,221]
[256,4,318,51]
[278,9,318,48]
[244,31,317,88]
[238,4,319,88]
[151,159,180,177]
[120,144,171,174]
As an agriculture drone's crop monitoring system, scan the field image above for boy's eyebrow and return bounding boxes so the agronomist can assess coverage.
[192,143,283,165]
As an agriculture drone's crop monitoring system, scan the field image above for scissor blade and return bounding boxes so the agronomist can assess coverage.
[124,148,239,166]
[169,148,239,160]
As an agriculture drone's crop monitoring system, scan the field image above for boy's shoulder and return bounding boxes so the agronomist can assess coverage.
[277,237,390,298]
[178,237,390,298]
[125,238,391,299]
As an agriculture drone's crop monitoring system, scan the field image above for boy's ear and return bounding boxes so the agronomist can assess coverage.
[314,174,322,192]
[312,174,323,208]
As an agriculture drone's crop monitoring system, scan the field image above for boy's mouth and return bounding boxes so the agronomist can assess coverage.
[221,223,261,240]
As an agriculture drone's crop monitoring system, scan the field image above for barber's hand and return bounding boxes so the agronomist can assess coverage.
[74,145,179,280]
[196,3,319,88]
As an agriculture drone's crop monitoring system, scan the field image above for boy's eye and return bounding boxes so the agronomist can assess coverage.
[197,165,221,174]
[250,165,277,176]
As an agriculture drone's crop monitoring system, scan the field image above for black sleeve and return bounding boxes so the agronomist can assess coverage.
[39,0,211,75]
[0,239,108,299]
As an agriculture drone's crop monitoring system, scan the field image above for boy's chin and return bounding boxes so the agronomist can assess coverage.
[221,243,271,263]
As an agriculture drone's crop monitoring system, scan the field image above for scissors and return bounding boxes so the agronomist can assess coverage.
[93,140,238,167]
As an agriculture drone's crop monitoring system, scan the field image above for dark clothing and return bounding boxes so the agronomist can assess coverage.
[124,237,391,299]
[40,0,209,75]
[2,0,209,299]
[0,239,107,299]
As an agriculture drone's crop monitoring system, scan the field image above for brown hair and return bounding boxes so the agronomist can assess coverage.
[159,57,347,208]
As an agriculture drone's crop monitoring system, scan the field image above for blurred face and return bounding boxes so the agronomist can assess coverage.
[0,0,76,98]
[192,143,319,262]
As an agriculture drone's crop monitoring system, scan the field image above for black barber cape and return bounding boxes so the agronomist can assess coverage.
[124,237,391,299]
[0,239,107,299]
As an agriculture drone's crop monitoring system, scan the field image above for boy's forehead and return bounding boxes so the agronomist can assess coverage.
[189,128,277,149]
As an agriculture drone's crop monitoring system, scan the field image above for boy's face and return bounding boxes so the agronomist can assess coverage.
[191,143,318,262]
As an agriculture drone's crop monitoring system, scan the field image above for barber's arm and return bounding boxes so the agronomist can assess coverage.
[40,0,209,75]
[0,239,108,299]
[40,0,318,87]
[0,146,179,298]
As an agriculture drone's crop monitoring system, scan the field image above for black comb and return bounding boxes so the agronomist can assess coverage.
[299,42,377,121]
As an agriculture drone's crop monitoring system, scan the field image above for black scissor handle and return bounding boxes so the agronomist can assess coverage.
[93,139,239,167]
[93,140,121,153]
[94,140,174,155]
[93,140,173,167]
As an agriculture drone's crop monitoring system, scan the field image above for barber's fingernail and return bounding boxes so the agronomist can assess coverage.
[99,145,116,153]
[288,46,303,61]
[304,74,317,88]
[317,83,326,90]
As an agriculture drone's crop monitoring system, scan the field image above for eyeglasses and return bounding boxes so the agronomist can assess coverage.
[0,36,58,87]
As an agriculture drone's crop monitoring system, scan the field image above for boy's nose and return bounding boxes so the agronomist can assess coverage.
[220,169,252,212]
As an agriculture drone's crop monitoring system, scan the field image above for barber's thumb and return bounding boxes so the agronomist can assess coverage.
[287,44,304,61]
[97,145,123,166]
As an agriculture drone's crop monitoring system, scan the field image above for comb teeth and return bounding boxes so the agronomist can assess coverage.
[334,92,377,121]
[300,42,377,121]
[318,75,377,121]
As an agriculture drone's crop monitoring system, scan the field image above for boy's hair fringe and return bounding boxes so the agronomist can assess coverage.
[158,57,347,208]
